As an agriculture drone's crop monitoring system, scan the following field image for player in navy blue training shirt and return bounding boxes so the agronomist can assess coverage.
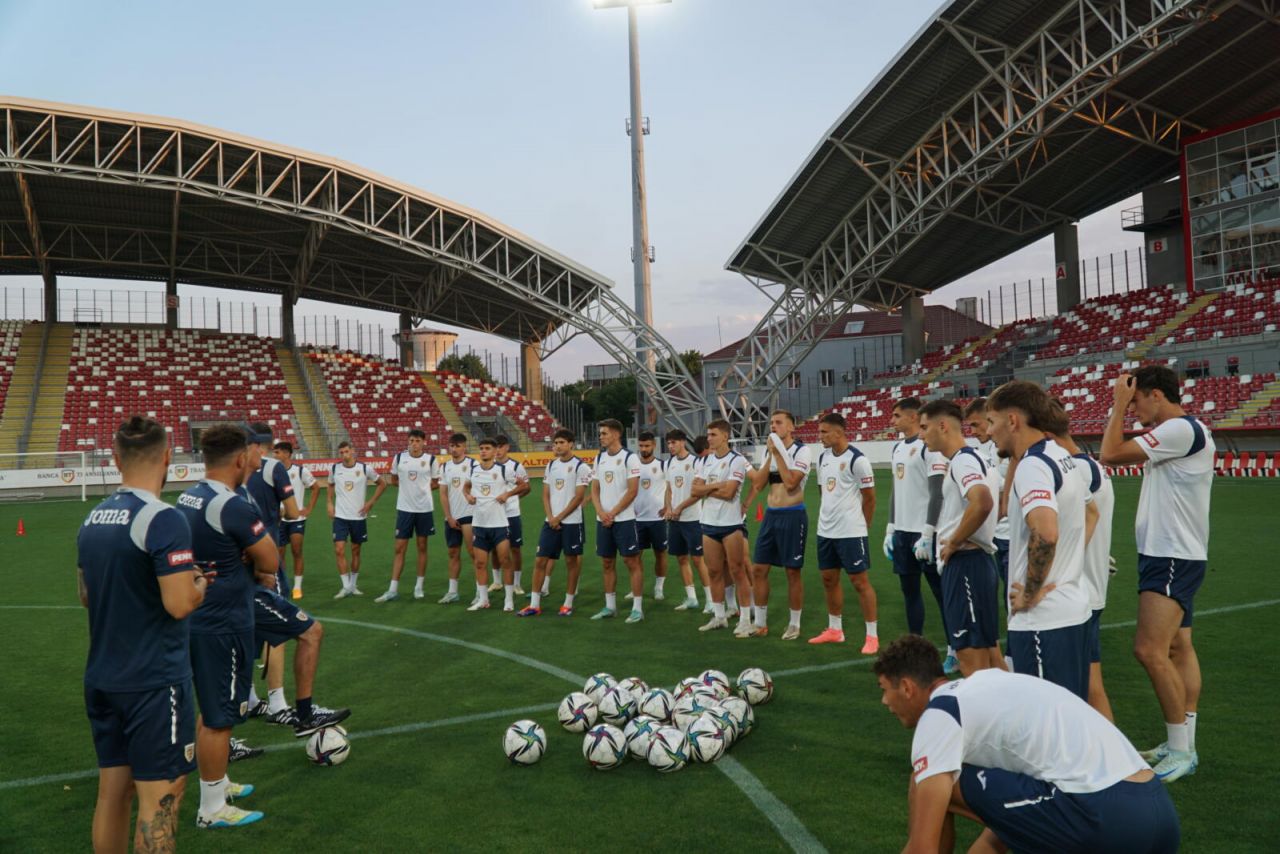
[78,416,209,853]
[177,424,278,829]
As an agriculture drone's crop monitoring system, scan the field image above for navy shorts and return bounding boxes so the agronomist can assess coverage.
[537,521,584,559]
[506,515,524,548]
[1087,608,1103,663]
[891,529,933,576]
[85,681,198,781]
[993,537,1009,586]
[473,525,509,553]
[668,520,704,557]
[1138,553,1205,627]
[395,510,436,539]
[959,765,1180,854]
[278,519,306,545]
[941,550,1001,650]
[1007,620,1090,700]
[189,631,253,729]
[444,515,473,549]
[333,517,368,544]
[701,523,747,543]
[254,588,316,647]
[597,519,640,558]
[636,519,669,552]
[752,506,807,568]
[816,535,869,574]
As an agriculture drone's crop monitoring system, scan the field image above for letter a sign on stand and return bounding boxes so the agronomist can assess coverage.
[1055,261,1067,280]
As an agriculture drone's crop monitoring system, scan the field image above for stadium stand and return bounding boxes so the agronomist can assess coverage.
[58,328,300,455]
[0,320,21,419]
[1173,279,1280,344]
[794,381,955,443]
[437,371,560,446]
[1031,286,1192,361]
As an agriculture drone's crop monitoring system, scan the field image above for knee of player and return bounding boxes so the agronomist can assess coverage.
[303,620,324,643]
[1132,636,1165,664]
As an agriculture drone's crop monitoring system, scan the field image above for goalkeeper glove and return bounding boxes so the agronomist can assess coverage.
[883,524,896,560]
[913,525,935,563]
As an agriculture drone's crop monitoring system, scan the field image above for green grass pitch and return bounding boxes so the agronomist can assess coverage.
[1,474,1278,852]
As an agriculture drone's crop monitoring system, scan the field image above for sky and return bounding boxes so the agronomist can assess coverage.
[0,0,1144,382]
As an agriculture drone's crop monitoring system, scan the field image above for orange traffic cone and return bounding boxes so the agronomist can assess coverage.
[755,504,764,522]
[16,518,25,536]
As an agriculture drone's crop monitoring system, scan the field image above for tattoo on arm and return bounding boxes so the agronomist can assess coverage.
[136,792,178,853]
[1026,529,1056,599]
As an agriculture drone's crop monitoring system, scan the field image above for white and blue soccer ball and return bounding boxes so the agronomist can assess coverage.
[557,691,599,733]
[597,686,636,725]
[582,723,627,771]
[674,676,701,699]
[705,706,737,747]
[672,693,721,731]
[638,687,675,722]
[719,695,754,740]
[617,676,649,702]
[583,673,618,704]
[699,669,731,699]
[736,667,774,706]
[646,726,690,773]
[306,725,350,766]
[687,714,728,763]
[503,720,547,766]
[623,715,660,759]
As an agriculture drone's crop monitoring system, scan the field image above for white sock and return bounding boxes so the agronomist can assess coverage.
[1004,655,1015,672]
[247,685,260,708]
[541,579,550,595]
[492,569,501,585]
[632,596,643,614]
[351,572,359,588]
[866,620,878,638]
[713,601,726,620]
[474,582,485,601]
[199,776,229,817]
[1185,712,1197,751]
[789,608,802,629]
[388,579,399,594]
[292,575,302,592]
[654,577,665,596]
[267,687,287,714]
[605,592,617,611]
[448,578,458,594]
[414,576,424,593]
[531,592,542,609]
[1167,721,1190,752]
[342,573,352,591]
[755,605,769,629]
[504,585,514,609]
[685,585,696,601]
[703,585,713,602]
[514,570,523,587]
[738,610,751,628]
[725,585,736,605]
[564,592,576,608]
[748,587,757,609]
[829,614,843,631]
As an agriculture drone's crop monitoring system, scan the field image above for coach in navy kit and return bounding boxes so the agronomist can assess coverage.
[78,416,210,852]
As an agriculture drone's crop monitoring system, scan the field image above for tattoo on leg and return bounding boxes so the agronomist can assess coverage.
[136,793,178,853]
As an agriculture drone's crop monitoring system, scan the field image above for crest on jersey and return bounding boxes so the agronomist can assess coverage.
[555,479,565,490]
[674,476,684,488]
[481,484,491,496]
[839,462,846,471]
[451,477,460,487]
[174,465,189,479]
[296,610,308,621]
[895,463,905,480]
[184,743,195,762]
[60,469,76,483]
[343,481,354,492]
[826,477,836,492]
[408,471,418,481]
[604,471,615,484]
[641,479,651,490]
[707,474,718,483]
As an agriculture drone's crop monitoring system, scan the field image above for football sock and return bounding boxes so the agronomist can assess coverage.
[341,573,352,591]
[789,608,802,628]
[712,601,726,620]
[1167,721,1190,752]
[530,592,542,609]
[866,620,877,638]
[351,572,359,589]
[738,610,751,627]
[703,585,713,603]
[654,577,665,596]
[247,685,260,709]
[492,569,501,586]
[297,696,313,719]
[474,582,485,601]
[414,577,424,594]
[514,570,523,588]
[541,579,550,595]
[829,614,843,631]
[685,585,696,601]
[564,592,576,608]
[448,578,459,594]
[504,585,514,609]
[292,576,303,592]
[632,596,643,615]
[388,579,399,594]
[755,606,769,629]
[199,776,229,816]
[267,687,288,714]
[605,592,617,611]
[725,585,736,604]
[1186,712,1197,751]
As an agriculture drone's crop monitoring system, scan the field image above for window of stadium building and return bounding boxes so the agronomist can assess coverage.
[1187,117,1280,291]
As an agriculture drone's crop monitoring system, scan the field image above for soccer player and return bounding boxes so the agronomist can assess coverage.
[1101,365,1215,782]
[493,436,531,595]
[986,381,1092,699]
[808,412,878,652]
[664,428,712,611]
[875,635,1180,854]
[745,410,811,639]
[177,424,277,829]
[78,416,208,852]
[918,400,1004,676]
[438,433,477,604]
[590,419,646,622]
[463,437,516,611]
[630,430,670,601]
[328,441,387,599]
[694,419,753,636]
[520,428,591,616]
[375,429,440,603]
[963,398,1010,595]
[884,398,954,668]
[271,442,322,600]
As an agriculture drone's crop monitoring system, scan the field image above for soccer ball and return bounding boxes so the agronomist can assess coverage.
[623,715,660,759]
[638,687,675,722]
[305,725,350,766]
[617,676,649,702]
[720,695,754,740]
[705,706,737,746]
[687,714,727,763]
[597,686,636,725]
[673,676,701,698]
[583,672,617,704]
[582,723,627,771]
[503,720,547,766]
[699,669,731,699]
[672,693,721,731]
[557,692,599,733]
[646,726,690,773]
[737,667,774,705]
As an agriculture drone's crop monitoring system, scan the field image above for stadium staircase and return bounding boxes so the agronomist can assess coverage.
[277,346,324,455]
[20,323,73,462]
[920,327,1001,384]
[0,322,38,459]
[420,373,463,435]
[300,352,350,453]
[1126,291,1220,360]
[1215,376,1280,429]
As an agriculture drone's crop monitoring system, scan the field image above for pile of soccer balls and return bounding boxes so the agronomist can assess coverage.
[503,667,773,772]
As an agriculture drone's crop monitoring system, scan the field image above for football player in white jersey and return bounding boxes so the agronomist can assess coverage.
[919,400,1005,676]
[493,436,532,595]
[463,437,517,611]
[520,429,591,617]
[1102,365,1215,783]
[272,441,323,600]
[438,433,476,605]
[745,410,811,640]
[664,429,711,611]
[874,635,1179,854]
[630,431,670,602]
[374,430,441,603]
[590,419,645,623]
[809,412,879,652]
[885,398,955,670]
[327,441,388,598]
[693,419,753,636]
[987,381,1093,700]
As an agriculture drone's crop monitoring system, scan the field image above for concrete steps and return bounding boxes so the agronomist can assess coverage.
[1127,291,1220,360]
[420,373,463,436]
[1215,376,1280,429]
[22,323,74,460]
[0,323,43,459]
[277,346,322,455]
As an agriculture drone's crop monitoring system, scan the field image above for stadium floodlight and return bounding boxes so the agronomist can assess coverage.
[594,0,669,432]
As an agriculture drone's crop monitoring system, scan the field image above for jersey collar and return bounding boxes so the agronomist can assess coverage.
[116,485,159,501]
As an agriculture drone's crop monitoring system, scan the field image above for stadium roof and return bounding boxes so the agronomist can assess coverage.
[726,0,1280,306]
[0,97,613,343]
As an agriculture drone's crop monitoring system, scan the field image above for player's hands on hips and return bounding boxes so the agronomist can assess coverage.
[1112,372,1137,410]
[937,538,954,566]
[883,523,895,560]
[1009,581,1056,614]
